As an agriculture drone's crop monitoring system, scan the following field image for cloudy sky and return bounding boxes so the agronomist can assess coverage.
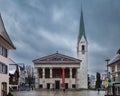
[0,0,120,75]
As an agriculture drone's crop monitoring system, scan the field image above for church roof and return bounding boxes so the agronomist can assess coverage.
[33,52,81,64]
[77,9,87,44]
[0,14,15,49]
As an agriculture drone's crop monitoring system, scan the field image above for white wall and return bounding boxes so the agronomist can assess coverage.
[0,55,9,95]
[77,36,88,89]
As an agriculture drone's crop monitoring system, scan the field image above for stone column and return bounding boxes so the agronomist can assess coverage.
[62,68,65,90]
[34,68,39,89]
[50,68,53,89]
[69,68,72,89]
[42,68,45,88]
[50,68,52,78]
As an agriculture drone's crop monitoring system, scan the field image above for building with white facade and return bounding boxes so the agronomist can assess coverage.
[0,14,15,96]
[33,9,88,89]
[108,49,120,95]
[33,53,81,89]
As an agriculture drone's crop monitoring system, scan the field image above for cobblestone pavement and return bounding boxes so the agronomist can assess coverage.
[12,90,105,96]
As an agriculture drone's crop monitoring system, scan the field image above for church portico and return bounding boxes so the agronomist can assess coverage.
[33,53,81,89]
[35,67,78,89]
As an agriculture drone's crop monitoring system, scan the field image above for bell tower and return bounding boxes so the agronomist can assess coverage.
[77,9,88,89]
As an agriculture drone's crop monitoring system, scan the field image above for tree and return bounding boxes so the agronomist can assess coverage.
[95,72,102,89]
[25,65,34,89]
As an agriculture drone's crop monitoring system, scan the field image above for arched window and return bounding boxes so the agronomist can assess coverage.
[82,45,85,54]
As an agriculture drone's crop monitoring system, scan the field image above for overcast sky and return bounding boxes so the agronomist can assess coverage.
[0,0,120,75]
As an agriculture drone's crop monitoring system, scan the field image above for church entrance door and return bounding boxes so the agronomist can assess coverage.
[55,80,60,89]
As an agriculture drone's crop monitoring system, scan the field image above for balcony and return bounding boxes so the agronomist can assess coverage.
[115,76,120,82]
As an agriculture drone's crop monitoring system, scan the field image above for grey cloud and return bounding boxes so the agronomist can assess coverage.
[0,0,120,75]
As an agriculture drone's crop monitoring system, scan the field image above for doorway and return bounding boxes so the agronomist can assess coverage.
[47,83,50,89]
[1,82,7,96]
[65,83,68,89]
[55,80,60,89]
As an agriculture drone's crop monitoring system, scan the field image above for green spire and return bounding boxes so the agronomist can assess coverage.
[78,9,87,44]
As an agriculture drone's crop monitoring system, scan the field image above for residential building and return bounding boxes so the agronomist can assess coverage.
[9,64,26,90]
[18,64,26,85]
[108,49,120,94]
[0,14,15,96]
[89,75,96,88]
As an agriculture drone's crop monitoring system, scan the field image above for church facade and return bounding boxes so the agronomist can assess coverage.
[33,9,88,89]
[33,53,81,89]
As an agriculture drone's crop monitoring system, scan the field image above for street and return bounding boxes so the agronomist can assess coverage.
[12,90,105,96]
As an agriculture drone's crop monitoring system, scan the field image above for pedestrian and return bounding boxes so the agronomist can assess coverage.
[98,88,100,94]
[112,84,115,96]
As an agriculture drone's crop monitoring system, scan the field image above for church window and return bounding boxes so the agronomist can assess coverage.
[72,68,76,78]
[45,68,50,78]
[39,68,42,78]
[65,68,69,78]
[82,45,85,54]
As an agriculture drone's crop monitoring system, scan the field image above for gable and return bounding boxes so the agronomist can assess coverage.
[33,53,81,63]
[0,14,15,49]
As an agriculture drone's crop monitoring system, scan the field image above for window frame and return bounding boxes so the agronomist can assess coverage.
[117,64,120,71]
[0,62,8,74]
[0,44,8,57]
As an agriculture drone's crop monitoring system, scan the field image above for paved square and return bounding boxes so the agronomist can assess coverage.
[12,90,105,96]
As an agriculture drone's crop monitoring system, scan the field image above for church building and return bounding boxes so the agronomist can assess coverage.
[33,9,88,89]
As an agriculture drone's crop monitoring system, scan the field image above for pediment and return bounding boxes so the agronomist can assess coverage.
[33,53,80,63]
